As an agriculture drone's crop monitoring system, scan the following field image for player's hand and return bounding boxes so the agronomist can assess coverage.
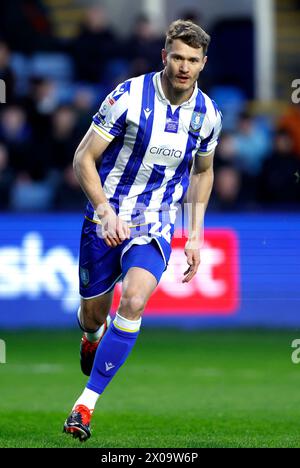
[182,240,200,283]
[99,207,131,248]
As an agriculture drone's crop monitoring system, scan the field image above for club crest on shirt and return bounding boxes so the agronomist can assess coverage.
[189,111,205,132]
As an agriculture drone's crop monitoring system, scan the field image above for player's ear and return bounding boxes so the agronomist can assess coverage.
[161,49,167,66]
[200,55,208,71]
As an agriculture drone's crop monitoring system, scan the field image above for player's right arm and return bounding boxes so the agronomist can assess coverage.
[73,128,130,247]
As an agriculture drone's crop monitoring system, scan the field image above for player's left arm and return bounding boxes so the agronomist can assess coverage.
[183,101,222,283]
[183,151,214,283]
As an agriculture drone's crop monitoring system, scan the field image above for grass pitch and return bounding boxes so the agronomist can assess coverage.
[0,328,299,448]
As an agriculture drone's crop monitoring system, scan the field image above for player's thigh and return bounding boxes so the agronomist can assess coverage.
[120,241,165,312]
[122,267,158,305]
[80,290,114,323]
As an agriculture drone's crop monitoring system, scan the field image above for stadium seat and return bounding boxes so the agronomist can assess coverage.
[10,53,30,95]
[104,59,130,84]
[29,53,74,81]
[210,85,246,131]
[11,180,55,211]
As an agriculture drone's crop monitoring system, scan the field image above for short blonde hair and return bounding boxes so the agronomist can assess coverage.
[165,19,211,55]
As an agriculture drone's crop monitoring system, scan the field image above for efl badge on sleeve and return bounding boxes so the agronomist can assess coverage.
[189,111,205,133]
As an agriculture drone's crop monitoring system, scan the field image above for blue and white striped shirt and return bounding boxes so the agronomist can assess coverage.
[86,71,222,255]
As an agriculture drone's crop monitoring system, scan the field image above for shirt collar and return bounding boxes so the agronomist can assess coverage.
[153,71,198,108]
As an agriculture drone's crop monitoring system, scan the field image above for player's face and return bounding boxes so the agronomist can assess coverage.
[162,39,207,94]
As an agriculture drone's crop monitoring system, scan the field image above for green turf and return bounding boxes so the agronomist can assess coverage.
[0,328,299,448]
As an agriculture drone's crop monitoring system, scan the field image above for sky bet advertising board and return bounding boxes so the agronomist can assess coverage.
[0,213,299,329]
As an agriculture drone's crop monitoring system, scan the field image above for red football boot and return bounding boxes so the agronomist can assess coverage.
[63,404,92,441]
[80,316,111,376]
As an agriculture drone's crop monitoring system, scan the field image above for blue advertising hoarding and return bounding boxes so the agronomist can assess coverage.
[0,213,299,328]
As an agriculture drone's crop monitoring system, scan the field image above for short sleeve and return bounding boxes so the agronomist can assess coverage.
[92,80,131,142]
[197,100,223,156]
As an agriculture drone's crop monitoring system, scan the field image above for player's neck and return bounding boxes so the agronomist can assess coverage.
[161,71,195,106]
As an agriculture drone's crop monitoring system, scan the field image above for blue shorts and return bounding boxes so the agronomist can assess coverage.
[79,218,167,299]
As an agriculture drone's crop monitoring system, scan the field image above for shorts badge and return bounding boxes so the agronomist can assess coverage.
[80,267,89,287]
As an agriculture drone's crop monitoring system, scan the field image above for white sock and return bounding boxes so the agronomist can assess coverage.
[78,307,111,342]
[73,388,100,412]
[113,312,141,332]
[85,317,111,342]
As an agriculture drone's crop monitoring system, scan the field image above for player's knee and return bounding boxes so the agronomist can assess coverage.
[119,292,145,320]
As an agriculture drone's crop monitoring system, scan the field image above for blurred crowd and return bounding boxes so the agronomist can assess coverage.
[0,2,299,212]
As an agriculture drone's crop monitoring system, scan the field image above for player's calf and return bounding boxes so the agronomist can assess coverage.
[80,315,111,376]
